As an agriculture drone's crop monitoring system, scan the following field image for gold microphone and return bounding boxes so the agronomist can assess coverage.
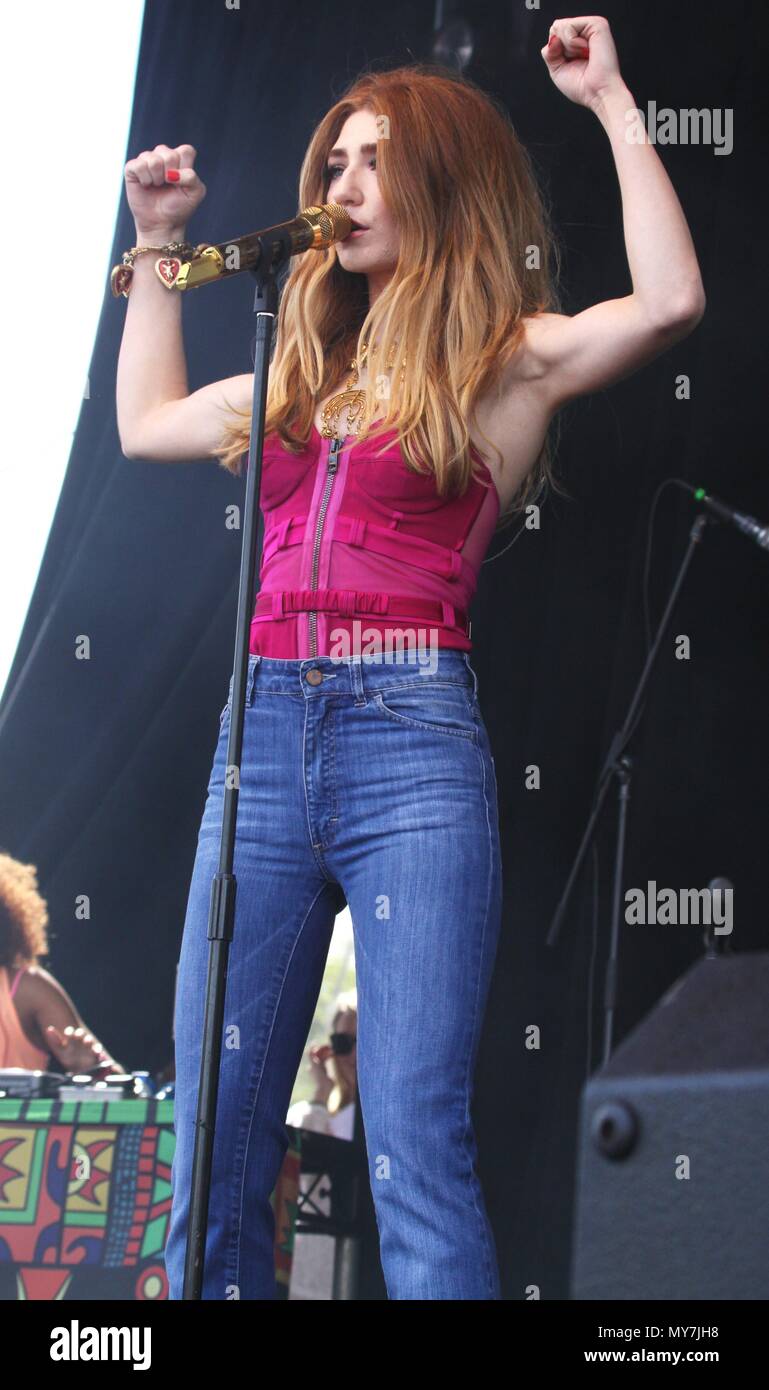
[154,203,352,291]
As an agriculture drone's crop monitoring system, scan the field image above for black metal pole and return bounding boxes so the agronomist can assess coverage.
[546,512,709,1060]
[602,753,632,1063]
[182,257,279,1299]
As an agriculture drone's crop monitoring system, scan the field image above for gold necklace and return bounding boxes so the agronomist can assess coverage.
[319,340,406,439]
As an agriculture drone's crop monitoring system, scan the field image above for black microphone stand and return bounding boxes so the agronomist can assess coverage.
[182,247,284,1300]
[546,511,709,1065]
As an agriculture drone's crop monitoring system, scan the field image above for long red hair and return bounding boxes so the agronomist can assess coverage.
[216,63,565,525]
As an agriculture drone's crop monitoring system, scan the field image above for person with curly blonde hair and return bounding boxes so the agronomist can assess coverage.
[0,852,123,1076]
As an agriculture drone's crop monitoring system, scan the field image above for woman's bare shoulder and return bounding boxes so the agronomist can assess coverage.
[14,965,74,1010]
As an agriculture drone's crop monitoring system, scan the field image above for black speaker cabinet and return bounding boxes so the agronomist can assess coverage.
[571,951,769,1300]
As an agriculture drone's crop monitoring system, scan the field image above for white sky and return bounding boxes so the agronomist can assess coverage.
[0,0,145,702]
[0,0,355,961]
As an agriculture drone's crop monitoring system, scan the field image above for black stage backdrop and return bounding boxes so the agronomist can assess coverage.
[1,0,767,1298]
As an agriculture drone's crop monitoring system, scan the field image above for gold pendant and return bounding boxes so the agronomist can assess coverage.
[320,388,368,437]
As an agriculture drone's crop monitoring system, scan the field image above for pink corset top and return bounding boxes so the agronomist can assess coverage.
[248,423,500,660]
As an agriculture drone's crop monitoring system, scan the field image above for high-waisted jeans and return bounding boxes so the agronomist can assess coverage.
[164,648,503,1299]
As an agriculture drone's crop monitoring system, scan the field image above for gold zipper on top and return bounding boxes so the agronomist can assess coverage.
[308,436,344,658]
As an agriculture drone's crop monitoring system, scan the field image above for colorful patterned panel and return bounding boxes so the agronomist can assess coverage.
[0,1098,300,1300]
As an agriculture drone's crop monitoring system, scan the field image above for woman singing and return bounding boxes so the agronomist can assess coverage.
[116,18,705,1299]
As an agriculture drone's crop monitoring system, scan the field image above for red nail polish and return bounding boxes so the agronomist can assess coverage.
[166,169,180,183]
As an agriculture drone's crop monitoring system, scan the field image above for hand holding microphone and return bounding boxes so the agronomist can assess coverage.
[112,142,351,298]
[111,142,208,298]
[124,141,207,243]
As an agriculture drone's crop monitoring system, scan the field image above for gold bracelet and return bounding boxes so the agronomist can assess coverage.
[110,240,195,299]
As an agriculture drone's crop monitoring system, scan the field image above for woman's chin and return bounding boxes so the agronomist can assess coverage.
[338,247,383,271]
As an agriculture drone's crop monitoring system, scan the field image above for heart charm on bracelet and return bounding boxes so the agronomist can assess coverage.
[110,264,133,298]
[155,256,183,288]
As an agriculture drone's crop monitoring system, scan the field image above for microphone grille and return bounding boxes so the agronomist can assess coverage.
[299,203,352,246]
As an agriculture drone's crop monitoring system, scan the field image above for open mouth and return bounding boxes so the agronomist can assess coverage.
[348,220,369,235]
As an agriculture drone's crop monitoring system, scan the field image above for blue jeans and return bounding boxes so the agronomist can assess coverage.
[165,648,503,1299]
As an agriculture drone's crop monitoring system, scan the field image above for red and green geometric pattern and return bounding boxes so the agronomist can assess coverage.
[0,1097,300,1300]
